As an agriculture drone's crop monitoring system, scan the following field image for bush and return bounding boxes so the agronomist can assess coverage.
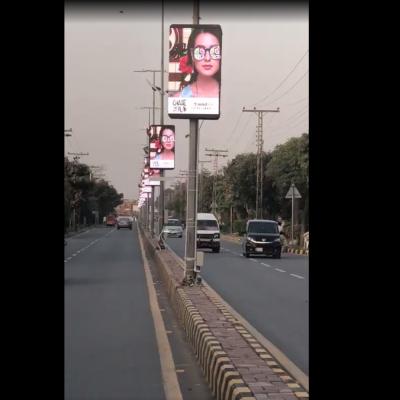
[233,220,246,235]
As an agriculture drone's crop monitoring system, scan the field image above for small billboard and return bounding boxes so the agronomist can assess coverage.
[149,125,175,170]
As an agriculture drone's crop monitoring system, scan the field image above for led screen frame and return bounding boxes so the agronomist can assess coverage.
[168,24,222,120]
[149,125,175,170]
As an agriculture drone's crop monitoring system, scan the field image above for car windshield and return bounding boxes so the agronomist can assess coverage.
[166,220,181,226]
[120,218,129,222]
[248,222,278,234]
[197,220,218,230]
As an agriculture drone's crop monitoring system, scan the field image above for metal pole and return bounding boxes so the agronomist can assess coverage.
[151,186,155,237]
[152,71,156,125]
[184,0,200,284]
[291,185,294,244]
[230,205,233,234]
[159,2,165,234]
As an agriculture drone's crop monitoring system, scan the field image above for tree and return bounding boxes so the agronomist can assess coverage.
[265,133,309,233]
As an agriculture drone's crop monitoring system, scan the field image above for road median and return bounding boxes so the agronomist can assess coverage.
[139,225,309,399]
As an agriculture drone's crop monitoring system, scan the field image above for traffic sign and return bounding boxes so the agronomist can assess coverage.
[285,183,302,199]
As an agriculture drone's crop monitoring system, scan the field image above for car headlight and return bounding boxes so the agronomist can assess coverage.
[247,236,255,242]
[274,238,281,243]
[213,233,220,239]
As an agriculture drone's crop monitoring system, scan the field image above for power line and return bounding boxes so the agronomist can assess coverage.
[204,149,228,215]
[225,112,244,145]
[234,113,254,150]
[286,96,308,107]
[242,107,280,219]
[253,49,309,106]
[264,69,309,106]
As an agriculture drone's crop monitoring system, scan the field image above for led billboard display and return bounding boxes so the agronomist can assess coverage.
[168,24,222,119]
[149,125,175,170]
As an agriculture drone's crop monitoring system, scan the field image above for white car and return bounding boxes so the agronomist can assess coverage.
[163,219,183,238]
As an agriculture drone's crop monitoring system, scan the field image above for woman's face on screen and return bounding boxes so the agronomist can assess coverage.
[161,129,175,151]
[192,32,221,78]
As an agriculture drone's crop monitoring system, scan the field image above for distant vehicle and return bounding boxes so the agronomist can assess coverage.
[117,216,132,230]
[163,219,183,238]
[106,215,116,226]
[242,219,281,258]
[197,213,220,253]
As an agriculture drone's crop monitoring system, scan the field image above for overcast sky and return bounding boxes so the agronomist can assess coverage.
[65,2,308,200]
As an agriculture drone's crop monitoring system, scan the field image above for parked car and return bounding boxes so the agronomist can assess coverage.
[197,213,220,253]
[242,219,281,258]
[117,216,132,230]
[163,219,183,237]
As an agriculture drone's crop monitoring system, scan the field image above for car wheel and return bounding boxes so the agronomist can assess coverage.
[243,252,250,258]
[273,250,281,259]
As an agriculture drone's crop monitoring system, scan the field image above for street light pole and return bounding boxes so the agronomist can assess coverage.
[184,0,200,284]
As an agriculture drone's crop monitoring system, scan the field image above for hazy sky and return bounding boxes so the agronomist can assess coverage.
[65,2,308,200]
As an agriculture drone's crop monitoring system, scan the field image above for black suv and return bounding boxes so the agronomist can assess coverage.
[242,219,281,258]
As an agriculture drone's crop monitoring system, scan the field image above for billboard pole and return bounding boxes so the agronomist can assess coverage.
[159,0,165,236]
[184,0,200,284]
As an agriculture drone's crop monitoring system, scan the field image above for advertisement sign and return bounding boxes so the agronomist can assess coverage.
[149,125,175,170]
[148,168,161,186]
[168,24,222,120]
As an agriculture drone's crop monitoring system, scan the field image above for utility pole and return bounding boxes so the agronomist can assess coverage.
[64,129,72,234]
[242,107,280,218]
[204,149,228,215]
[184,0,200,284]
[198,160,211,212]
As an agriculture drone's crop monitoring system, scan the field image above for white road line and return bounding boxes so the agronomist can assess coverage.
[261,263,272,267]
[72,254,77,257]
[64,260,67,263]
[250,259,258,262]
[67,257,72,260]
[290,274,305,279]
[275,268,286,273]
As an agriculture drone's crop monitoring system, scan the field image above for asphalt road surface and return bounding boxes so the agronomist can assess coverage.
[165,234,309,375]
[65,226,213,400]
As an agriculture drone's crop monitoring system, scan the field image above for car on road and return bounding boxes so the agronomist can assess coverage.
[197,213,220,253]
[242,219,281,258]
[117,216,132,230]
[106,215,117,227]
[162,219,183,237]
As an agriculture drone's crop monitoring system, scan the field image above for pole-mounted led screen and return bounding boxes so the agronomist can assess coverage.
[148,168,161,186]
[149,125,175,170]
[168,24,222,119]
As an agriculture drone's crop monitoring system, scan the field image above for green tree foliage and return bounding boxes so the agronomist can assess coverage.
[64,158,123,231]
[165,181,187,220]
[265,133,308,226]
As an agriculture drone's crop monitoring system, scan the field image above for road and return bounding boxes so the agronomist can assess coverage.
[165,234,309,375]
[64,225,213,400]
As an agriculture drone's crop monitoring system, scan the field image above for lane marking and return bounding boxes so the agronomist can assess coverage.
[137,229,183,400]
[275,268,286,273]
[261,263,272,267]
[290,274,305,279]
[250,259,258,262]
